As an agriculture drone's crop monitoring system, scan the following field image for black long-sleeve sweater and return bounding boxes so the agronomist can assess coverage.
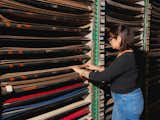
[89,52,138,93]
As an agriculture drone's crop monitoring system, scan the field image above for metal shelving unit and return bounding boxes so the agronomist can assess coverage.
[0,0,94,119]
[1,0,160,119]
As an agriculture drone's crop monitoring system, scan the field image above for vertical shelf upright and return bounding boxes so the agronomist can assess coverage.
[145,0,160,119]
[92,0,106,119]
[143,0,150,119]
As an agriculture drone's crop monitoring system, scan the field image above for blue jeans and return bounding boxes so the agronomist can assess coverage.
[111,88,144,120]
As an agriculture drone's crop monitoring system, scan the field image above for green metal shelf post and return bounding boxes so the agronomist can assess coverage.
[92,0,100,119]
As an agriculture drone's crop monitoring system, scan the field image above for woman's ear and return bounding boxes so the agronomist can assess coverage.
[117,35,122,44]
[116,35,122,50]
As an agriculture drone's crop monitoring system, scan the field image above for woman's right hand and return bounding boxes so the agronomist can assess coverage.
[85,64,97,70]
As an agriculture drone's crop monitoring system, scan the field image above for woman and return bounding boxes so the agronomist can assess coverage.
[71,24,144,120]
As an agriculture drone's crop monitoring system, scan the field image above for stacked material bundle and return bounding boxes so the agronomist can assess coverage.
[0,0,93,119]
[146,0,160,119]
[105,0,145,119]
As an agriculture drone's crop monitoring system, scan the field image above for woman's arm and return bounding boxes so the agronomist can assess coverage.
[89,54,131,82]
[71,54,132,84]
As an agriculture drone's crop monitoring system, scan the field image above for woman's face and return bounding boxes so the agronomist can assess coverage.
[109,35,122,50]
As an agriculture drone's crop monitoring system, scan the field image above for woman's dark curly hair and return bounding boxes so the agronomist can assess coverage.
[108,24,135,51]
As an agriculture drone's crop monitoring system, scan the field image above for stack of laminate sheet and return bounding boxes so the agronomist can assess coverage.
[105,0,145,119]
[0,0,93,119]
[147,0,160,118]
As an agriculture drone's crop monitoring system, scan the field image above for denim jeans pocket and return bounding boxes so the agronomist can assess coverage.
[120,90,144,115]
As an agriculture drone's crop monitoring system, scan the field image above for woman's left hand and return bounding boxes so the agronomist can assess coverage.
[71,66,90,79]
